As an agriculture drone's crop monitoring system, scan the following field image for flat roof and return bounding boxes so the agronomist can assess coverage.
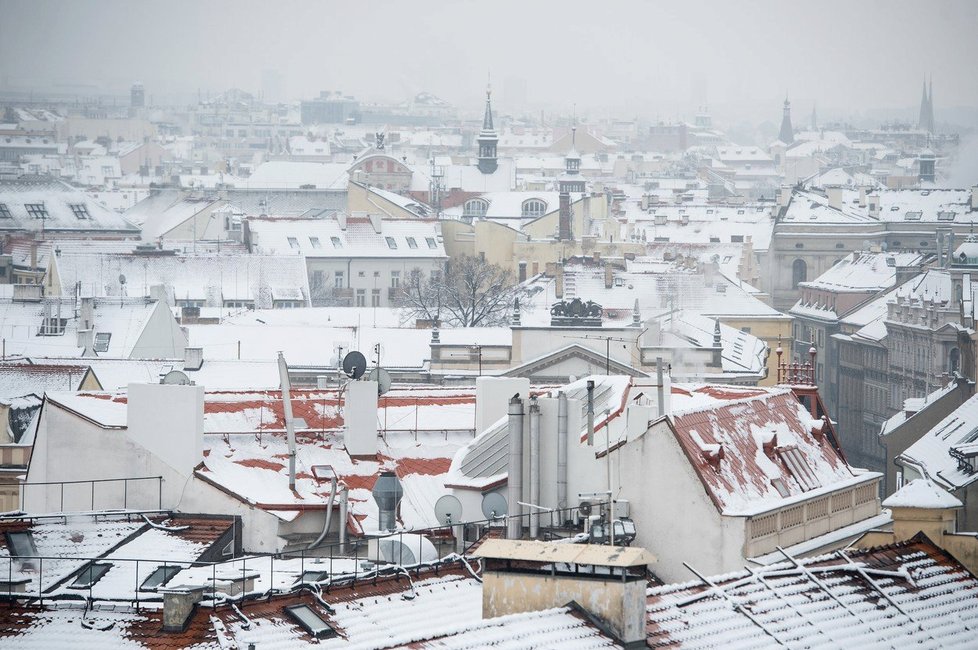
[473,539,655,567]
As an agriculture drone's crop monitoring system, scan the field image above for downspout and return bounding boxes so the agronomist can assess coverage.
[307,476,338,550]
[557,392,568,516]
[529,397,541,539]
[277,352,296,490]
[586,379,595,446]
[656,357,665,417]
[506,394,524,540]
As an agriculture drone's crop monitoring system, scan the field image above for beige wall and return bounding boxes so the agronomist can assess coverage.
[347,182,424,219]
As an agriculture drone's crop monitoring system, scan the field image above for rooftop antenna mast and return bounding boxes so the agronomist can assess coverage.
[277,351,297,490]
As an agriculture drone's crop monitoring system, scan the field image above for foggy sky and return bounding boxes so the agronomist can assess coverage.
[2,0,977,121]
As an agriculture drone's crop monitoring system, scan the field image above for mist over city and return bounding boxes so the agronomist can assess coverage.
[1,1,977,647]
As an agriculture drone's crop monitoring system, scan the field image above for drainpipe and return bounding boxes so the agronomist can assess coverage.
[307,476,337,550]
[586,380,595,446]
[507,394,524,540]
[656,357,665,417]
[338,485,348,551]
[277,352,296,490]
[557,392,568,516]
[529,397,541,539]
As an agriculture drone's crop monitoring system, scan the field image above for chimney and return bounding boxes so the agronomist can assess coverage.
[554,264,564,299]
[368,213,382,234]
[777,185,792,208]
[372,471,403,532]
[77,328,94,354]
[79,296,94,330]
[826,186,844,211]
[882,479,960,543]
[712,318,723,367]
[867,193,880,218]
[858,186,868,208]
[506,394,525,540]
[183,346,203,371]
[604,264,613,289]
[160,586,205,632]
[558,192,572,240]
[476,539,654,646]
[345,380,379,458]
[126,382,205,484]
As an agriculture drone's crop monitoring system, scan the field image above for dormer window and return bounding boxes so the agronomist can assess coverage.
[521,199,547,219]
[463,198,489,218]
[69,203,90,219]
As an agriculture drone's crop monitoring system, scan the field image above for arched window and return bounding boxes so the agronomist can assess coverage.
[950,348,960,374]
[463,198,489,218]
[792,259,807,288]
[521,199,548,219]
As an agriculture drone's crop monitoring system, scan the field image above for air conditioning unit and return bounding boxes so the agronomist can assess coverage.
[575,495,607,526]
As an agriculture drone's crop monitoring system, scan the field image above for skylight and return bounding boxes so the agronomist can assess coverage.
[25,203,48,219]
[385,236,397,249]
[284,604,337,639]
[904,211,923,221]
[140,565,181,591]
[70,562,112,588]
[6,531,38,558]
[426,237,437,249]
[288,237,300,249]
[330,236,342,248]
[0,203,11,218]
[309,236,322,248]
[93,332,111,353]
[937,211,955,222]
[406,236,418,249]
[69,203,90,219]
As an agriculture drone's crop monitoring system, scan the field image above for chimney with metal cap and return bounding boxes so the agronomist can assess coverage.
[372,471,403,532]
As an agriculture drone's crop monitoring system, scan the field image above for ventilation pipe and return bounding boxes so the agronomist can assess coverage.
[656,357,665,418]
[338,485,349,551]
[557,392,568,514]
[372,471,403,532]
[307,475,337,550]
[507,394,524,540]
[528,397,541,539]
[277,351,297,490]
[586,380,595,446]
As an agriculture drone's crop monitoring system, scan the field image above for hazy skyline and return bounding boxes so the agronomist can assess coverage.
[2,0,977,122]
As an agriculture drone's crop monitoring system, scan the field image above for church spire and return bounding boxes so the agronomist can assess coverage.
[779,95,794,144]
[476,86,498,174]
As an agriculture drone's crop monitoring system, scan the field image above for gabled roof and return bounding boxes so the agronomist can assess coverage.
[898,392,978,491]
[500,343,647,380]
[0,178,138,233]
[0,363,96,399]
[646,535,978,649]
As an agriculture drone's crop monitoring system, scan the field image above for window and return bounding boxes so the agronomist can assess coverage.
[371,289,380,306]
[6,532,37,558]
[426,237,437,249]
[521,199,547,219]
[356,289,365,307]
[284,604,337,639]
[141,565,181,591]
[25,203,48,219]
[791,259,807,288]
[730,235,744,243]
[385,236,397,249]
[334,271,344,289]
[463,198,489,218]
[309,237,322,249]
[93,332,111,353]
[406,237,418,249]
[390,271,400,288]
[0,203,10,218]
[39,318,67,336]
[288,237,300,249]
[777,446,821,491]
[937,211,955,222]
[330,236,342,248]
[70,562,112,588]
[903,211,922,221]
[794,242,804,249]
[69,203,90,219]
[950,348,961,373]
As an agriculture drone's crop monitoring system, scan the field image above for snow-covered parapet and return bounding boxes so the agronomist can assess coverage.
[882,478,962,510]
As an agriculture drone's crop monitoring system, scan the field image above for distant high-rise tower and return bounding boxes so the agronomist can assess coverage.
[917,78,935,133]
[779,96,794,144]
[477,88,499,174]
[130,82,145,108]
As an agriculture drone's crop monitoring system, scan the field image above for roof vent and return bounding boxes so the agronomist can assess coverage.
[372,471,403,532]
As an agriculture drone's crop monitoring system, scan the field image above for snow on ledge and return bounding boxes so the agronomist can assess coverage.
[882,478,962,510]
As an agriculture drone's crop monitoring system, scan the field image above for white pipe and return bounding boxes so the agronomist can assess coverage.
[307,476,337,550]
[656,357,665,417]
[338,486,348,550]
[586,380,595,446]
[506,394,524,540]
[529,397,541,539]
[557,392,568,515]
[277,352,297,490]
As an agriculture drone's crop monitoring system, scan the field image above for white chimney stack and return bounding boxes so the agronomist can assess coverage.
[345,380,379,457]
[126,382,205,481]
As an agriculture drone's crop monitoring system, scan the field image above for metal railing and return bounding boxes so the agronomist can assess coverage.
[17,476,164,514]
[0,503,611,610]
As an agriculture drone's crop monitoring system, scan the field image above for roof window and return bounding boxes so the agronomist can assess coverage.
[6,532,38,558]
[284,604,337,639]
[406,237,418,249]
[69,203,90,219]
[904,211,922,221]
[330,236,342,248]
[93,332,111,353]
[385,236,397,249]
[0,203,12,218]
[287,237,300,249]
[309,237,322,249]
[70,562,112,589]
[25,203,48,219]
[425,237,437,249]
[140,565,181,591]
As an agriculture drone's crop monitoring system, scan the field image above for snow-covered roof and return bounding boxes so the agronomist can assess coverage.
[622,203,774,252]
[0,363,94,399]
[898,393,978,491]
[241,161,350,189]
[0,178,139,234]
[247,215,446,259]
[800,251,925,293]
[646,536,978,648]
[882,478,962,509]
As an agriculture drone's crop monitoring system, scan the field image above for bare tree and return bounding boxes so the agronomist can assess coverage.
[401,255,524,327]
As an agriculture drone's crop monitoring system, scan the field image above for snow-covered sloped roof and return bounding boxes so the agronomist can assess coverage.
[0,363,94,400]
[668,384,862,515]
[646,536,978,648]
[0,178,138,234]
[801,251,925,293]
[241,161,350,189]
[247,215,446,259]
[883,478,962,509]
[898,393,978,491]
[622,203,775,252]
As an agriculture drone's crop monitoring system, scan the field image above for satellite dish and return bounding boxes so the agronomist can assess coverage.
[434,494,463,526]
[368,367,393,395]
[481,492,508,520]
[342,351,366,379]
[161,370,192,385]
[118,274,127,285]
